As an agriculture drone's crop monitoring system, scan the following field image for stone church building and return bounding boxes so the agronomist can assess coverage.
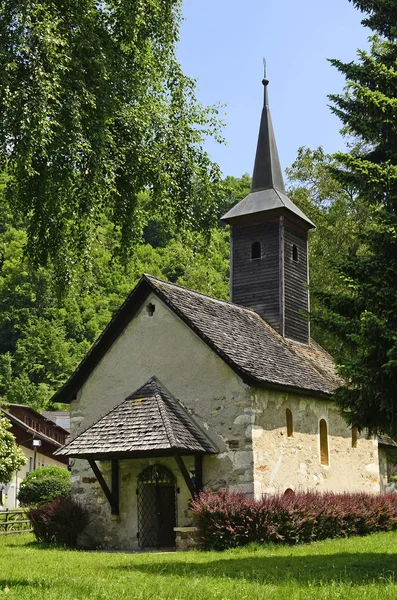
[54,75,392,550]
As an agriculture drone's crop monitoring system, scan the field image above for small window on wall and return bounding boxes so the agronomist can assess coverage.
[352,427,358,448]
[146,303,155,317]
[319,419,329,466]
[292,244,298,262]
[251,241,261,260]
[29,457,33,472]
[286,408,293,438]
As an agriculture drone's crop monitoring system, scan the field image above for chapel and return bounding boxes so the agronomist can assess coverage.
[53,73,393,550]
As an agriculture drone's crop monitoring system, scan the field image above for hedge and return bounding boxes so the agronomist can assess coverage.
[18,466,71,506]
[28,496,90,547]
[190,489,397,550]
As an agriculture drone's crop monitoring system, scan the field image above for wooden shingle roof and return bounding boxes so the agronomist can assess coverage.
[378,434,397,449]
[150,277,341,396]
[52,274,341,405]
[55,377,218,459]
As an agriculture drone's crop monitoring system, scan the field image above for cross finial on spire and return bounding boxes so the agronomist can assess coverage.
[262,58,269,106]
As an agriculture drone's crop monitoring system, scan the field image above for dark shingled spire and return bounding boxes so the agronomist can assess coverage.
[221,67,314,229]
[251,62,285,193]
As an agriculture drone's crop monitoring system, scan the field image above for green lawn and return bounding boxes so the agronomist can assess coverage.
[1,533,397,599]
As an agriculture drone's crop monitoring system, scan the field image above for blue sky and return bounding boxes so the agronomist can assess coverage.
[177,0,370,179]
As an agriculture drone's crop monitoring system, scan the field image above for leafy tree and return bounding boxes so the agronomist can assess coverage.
[0,416,26,484]
[18,466,71,506]
[0,185,232,408]
[218,174,252,218]
[0,0,223,274]
[317,0,397,437]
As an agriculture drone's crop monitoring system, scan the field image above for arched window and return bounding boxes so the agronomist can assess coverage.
[286,408,293,438]
[284,488,295,496]
[352,427,358,448]
[319,419,329,466]
[292,244,298,262]
[251,241,261,260]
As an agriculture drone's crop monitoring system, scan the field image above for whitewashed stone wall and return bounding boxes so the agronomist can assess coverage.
[70,293,253,548]
[250,388,381,496]
[378,447,393,492]
[73,456,196,550]
[68,292,385,548]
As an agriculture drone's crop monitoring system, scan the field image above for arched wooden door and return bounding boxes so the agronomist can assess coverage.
[137,465,177,548]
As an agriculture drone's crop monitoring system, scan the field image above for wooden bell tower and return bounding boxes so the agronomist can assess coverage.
[221,70,315,344]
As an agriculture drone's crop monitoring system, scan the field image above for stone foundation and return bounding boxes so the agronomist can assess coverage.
[174,527,200,551]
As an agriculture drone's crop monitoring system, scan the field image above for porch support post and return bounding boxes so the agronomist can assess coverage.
[173,452,196,497]
[88,459,119,515]
[111,459,120,515]
[194,454,203,493]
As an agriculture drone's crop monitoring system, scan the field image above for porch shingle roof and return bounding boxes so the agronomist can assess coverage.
[55,377,218,458]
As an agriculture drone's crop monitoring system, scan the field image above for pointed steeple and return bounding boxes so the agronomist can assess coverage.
[222,65,315,344]
[251,61,285,193]
[221,67,314,229]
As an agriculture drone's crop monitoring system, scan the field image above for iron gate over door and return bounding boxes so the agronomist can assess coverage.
[137,465,177,548]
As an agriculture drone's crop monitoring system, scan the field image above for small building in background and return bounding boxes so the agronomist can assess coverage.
[0,404,69,509]
[41,411,70,432]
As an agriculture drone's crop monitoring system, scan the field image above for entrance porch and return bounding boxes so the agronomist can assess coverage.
[55,377,218,550]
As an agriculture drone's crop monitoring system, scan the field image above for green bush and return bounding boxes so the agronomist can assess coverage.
[18,466,71,506]
[28,496,89,547]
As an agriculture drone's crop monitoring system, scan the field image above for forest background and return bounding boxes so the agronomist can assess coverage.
[0,0,395,444]
[0,147,362,411]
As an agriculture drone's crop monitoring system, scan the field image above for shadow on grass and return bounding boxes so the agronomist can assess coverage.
[0,579,49,589]
[1,539,54,550]
[109,552,397,586]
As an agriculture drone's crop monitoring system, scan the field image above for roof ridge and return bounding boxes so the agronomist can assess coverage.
[155,390,178,448]
[158,386,219,453]
[274,187,288,210]
[144,274,261,317]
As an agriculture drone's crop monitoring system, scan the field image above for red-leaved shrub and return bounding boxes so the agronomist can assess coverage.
[28,496,90,547]
[190,489,397,550]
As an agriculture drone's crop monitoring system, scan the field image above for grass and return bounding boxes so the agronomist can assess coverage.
[1,533,397,599]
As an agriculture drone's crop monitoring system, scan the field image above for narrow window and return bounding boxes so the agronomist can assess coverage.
[292,244,298,262]
[146,303,155,316]
[251,241,261,260]
[286,408,293,437]
[352,427,358,448]
[319,419,329,466]
[29,457,33,472]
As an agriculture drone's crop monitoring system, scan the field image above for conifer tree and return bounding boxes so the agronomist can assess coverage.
[321,0,397,437]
